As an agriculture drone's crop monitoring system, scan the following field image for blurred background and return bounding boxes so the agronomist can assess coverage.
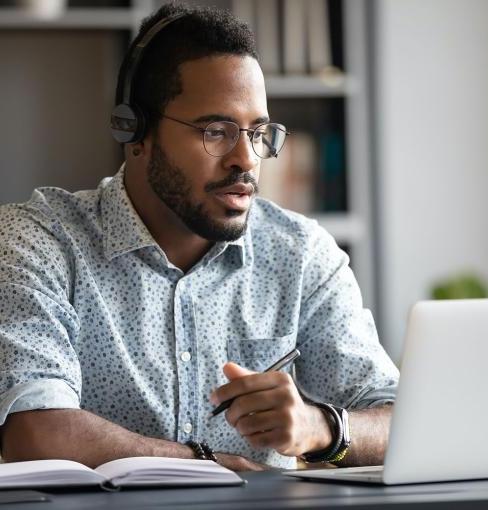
[0,0,487,364]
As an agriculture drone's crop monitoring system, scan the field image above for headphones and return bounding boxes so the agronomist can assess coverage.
[110,13,186,144]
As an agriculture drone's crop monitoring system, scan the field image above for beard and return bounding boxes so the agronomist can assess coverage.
[147,142,258,242]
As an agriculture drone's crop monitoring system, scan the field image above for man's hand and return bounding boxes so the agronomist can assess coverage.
[215,452,270,471]
[210,362,333,457]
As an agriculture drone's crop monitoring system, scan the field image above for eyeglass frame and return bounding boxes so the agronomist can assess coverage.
[160,114,290,159]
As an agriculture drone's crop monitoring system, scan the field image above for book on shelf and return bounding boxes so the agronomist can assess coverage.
[317,131,347,212]
[282,0,307,74]
[258,131,316,214]
[232,0,340,79]
[255,0,280,74]
[306,0,333,74]
[0,457,244,490]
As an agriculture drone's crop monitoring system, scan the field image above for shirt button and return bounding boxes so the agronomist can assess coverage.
[180,351,191,362]
[183,422,193,434]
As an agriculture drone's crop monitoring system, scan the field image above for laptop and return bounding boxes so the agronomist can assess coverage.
[285,299,488,485]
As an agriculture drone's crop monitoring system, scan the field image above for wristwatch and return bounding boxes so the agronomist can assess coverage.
[301,403,351,464]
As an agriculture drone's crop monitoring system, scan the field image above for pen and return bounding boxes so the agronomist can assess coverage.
[210,348,301,418]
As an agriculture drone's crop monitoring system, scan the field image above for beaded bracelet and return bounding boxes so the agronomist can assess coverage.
[200,441,218,462]
[186,440,218,462]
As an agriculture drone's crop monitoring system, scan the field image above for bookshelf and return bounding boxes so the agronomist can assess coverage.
[0,0,376,312]
[0,8,135,29]
[262,0,376,311]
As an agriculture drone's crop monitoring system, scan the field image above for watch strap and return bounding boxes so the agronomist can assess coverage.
[301,402,350,464]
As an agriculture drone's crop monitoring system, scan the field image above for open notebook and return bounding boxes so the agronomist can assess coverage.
[0,457,244,489]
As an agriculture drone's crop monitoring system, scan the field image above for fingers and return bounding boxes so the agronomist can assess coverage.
[211,365,310,456]
[229,407,297,454]
[245,427,297,453]
[224,386,303,455]
[225,387,294,427]
[222,361,255,381]
[211,370,293,407]
[233,409,282,436]
[215,452,270,472]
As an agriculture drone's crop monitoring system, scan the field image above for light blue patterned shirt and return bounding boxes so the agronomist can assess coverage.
[0,167,398,468]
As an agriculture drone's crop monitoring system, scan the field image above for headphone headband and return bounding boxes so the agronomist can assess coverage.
[111,12,186,144]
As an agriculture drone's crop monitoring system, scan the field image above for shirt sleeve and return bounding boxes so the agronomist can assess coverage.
[0,203,82,426]
[295,222,399,409]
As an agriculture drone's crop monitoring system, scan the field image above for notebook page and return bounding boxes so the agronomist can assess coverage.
[0,459,104,487]
[95,457,241,485]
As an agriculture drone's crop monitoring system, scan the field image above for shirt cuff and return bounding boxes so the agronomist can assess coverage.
[0,379,80,426]
[347,381,398,410]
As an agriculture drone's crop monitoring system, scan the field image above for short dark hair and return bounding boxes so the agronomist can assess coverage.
[115,2,258,137]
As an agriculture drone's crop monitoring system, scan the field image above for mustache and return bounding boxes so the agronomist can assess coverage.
[205,169,259,194]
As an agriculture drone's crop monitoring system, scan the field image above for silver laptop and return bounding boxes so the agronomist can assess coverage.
[285,299,488,485]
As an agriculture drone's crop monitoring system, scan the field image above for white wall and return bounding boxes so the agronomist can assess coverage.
[375,0,488,363]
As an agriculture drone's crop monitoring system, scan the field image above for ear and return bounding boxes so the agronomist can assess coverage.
[125,135,154,163]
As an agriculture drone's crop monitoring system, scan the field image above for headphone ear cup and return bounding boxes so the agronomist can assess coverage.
[110,103,146,144]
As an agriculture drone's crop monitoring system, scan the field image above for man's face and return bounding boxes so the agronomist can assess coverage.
[147,55,268,242]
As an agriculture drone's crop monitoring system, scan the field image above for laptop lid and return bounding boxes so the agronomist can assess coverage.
[383,299,488,484]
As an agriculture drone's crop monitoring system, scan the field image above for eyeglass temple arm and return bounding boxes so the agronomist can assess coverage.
[261,137,278,157]
[261,125,291,157]
[161,114,206,133]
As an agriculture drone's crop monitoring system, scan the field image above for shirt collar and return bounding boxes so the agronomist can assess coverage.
[101,165,247,267]
[101,165,157,261]
[208,236,246,268]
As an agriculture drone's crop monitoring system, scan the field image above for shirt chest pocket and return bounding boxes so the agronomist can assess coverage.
[227,332,297,373]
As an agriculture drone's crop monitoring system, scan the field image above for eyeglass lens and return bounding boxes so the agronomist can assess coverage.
[203,122,287,158]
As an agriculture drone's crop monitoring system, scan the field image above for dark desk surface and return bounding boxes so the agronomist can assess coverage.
[7,470,488,510]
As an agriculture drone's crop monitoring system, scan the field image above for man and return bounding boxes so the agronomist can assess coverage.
[0,4,398,471]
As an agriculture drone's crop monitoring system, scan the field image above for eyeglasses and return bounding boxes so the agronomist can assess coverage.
[161,114,290,159]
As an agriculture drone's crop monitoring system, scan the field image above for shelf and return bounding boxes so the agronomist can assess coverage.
[0,8,135,29]
[311,213,366,245]
[265,75,358,98]
[0,1,377,312]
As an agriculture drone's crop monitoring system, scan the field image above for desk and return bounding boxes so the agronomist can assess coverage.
[8,471,488,509]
